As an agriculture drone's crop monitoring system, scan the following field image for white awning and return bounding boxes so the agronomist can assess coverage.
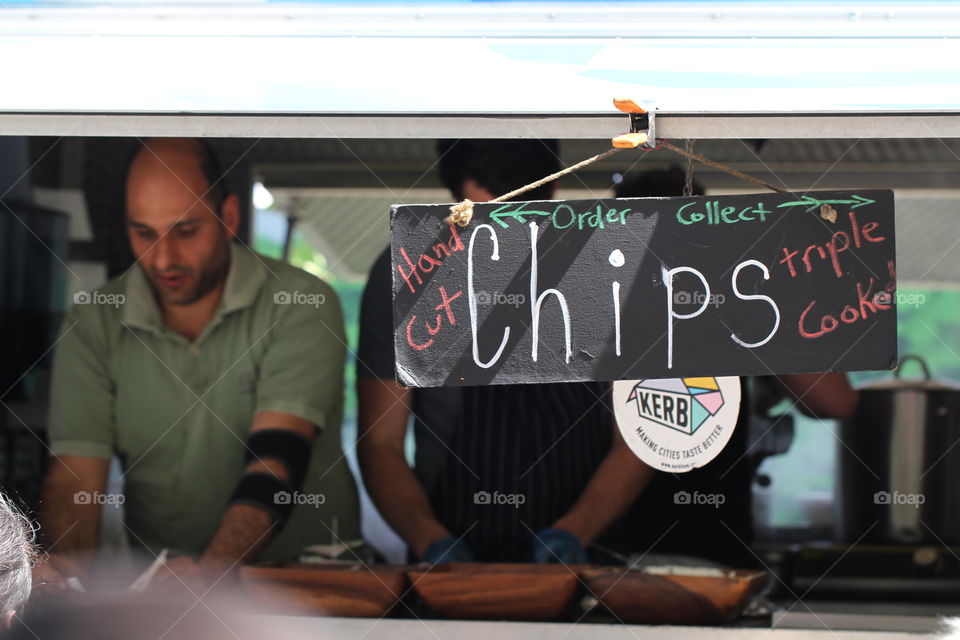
[3,1,960,138]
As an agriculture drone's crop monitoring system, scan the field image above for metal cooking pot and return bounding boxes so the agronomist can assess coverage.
[836,355,960,545]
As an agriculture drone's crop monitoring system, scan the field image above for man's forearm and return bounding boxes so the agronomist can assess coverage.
[200,504,277,576]
[39,493,99,563]
[202,440,299,572]
[39,457,107,569]
[778,372,859,419]
[356,378,449,558]
[359,444,450,558]
[552,442,655,545]
[201,412,318,573]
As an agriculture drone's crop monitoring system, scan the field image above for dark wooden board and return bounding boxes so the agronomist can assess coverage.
[391,190,896,387]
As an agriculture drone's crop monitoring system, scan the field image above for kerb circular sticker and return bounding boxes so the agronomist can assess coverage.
[613,377,741,473]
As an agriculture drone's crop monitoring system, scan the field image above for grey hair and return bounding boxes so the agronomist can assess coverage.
[0,494,36,616]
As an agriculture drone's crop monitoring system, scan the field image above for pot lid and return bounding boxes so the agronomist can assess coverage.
[858,355,960,391]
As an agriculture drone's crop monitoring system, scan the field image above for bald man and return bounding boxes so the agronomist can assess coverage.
[40,139,359,589]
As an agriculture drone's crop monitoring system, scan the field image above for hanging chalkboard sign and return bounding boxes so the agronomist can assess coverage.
[390,190,896,388]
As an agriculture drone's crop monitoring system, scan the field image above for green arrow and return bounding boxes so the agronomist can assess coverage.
[488,202,552,229]
[777,194,875,213]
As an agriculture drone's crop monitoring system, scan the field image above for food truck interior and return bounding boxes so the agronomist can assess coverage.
[2,133,960,630]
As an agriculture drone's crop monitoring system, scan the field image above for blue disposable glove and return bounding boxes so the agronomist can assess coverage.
[531,528,588,564]
[422,536,476,564]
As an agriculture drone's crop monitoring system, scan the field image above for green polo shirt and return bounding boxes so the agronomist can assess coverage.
[47,243,360,562]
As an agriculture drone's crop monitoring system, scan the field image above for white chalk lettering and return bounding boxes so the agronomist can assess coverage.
[662,265,711,369]
[468,224,510,368]
[529,222,572,363]
[730,259,781,348]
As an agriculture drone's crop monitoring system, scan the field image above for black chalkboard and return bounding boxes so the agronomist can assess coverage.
[390,190,896,387]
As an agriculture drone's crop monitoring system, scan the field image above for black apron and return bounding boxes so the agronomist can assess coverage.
[429,382,612,562]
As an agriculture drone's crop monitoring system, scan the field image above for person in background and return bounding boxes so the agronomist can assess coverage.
[357,140,655,564]
[0,493,35,628]
[613,166,859,567]
[39,138,360,590]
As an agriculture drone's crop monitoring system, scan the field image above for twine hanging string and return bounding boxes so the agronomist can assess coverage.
[444,140,787,227]
[659,140,788,194]
[682,139,695,197]
[444,148,624,226]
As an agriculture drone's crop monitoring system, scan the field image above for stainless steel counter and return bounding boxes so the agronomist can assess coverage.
[773,600,960,634]
[244,615,935,639]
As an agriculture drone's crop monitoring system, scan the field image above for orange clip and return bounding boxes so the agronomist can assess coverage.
[613,98,647,115]
[612,132,649,149]
[612,98,655,149]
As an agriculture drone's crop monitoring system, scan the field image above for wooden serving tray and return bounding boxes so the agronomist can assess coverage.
[240,563,407,618]
[407,563,582,622]
[582,566,767,625]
